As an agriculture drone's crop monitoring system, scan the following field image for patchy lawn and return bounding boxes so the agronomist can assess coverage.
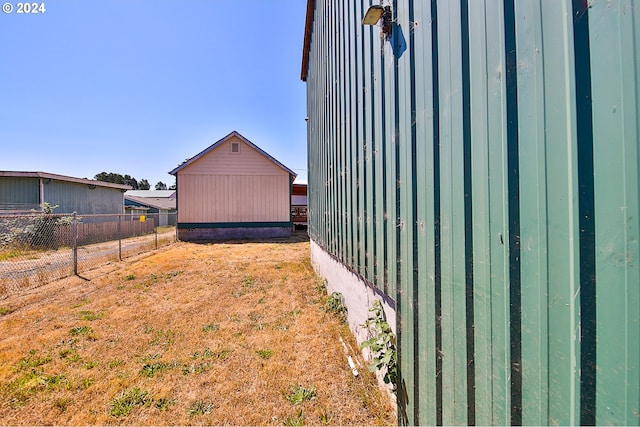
[0,233,394,425]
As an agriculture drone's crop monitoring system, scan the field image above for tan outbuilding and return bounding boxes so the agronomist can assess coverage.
[169,131,296,240]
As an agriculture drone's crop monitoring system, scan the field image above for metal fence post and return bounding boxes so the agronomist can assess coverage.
[72,212,78,276]
[118,214,122,261]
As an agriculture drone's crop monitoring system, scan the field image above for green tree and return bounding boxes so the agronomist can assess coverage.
[122,175,138,189]
[95,172,125,185]
[94,172,148,190]
[155,181,167,190]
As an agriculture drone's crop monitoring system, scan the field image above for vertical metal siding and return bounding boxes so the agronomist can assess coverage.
[304,0,640,425]
[0,179,128,215]
[513,1,549,424]
[0,177,39,210]
[383,4,397,301]
[589,1,640,424]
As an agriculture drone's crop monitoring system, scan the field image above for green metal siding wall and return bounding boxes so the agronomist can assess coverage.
[304,0,640,425]
[307,0,397,297]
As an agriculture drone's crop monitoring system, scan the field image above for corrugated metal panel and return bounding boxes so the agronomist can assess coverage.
[46,180,125,214]
[0,177,39,210]
[304,0,640,424]
[0,177,125,214]
[589,1,640,424]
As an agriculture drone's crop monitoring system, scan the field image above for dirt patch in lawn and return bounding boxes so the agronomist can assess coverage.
[0,232,394,425]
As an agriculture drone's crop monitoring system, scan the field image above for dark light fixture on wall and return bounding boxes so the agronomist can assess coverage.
[362,5,392,38]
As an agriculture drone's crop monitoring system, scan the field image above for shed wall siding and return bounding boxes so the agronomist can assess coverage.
[178,174,290,223]
[304,0,640,425]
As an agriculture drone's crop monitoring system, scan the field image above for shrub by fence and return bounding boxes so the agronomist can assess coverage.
[0,212,177,298]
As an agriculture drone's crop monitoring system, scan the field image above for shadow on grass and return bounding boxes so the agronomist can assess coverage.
[184,230,310,245]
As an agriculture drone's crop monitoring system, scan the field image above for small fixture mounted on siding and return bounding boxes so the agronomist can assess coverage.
[362,4,392,38]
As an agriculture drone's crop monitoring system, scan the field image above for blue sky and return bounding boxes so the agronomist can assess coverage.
[0,1,309,187]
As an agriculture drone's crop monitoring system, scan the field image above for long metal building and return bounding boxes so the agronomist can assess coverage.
[301,0,640,425]
[0,171,130,214]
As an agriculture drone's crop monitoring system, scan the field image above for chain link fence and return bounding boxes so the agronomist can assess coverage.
[0,212,177,298]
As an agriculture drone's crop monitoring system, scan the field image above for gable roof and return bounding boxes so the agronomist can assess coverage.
[168,131,296,178]
[0,171,131,191]
[125,195,176,210]
[125,190,176,199]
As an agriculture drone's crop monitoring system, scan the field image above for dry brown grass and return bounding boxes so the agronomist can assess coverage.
[0,232,394,425]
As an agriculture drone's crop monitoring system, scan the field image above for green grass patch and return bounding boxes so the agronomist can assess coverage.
[256,349,273,359]
[283,409,305,426]
[70,299,89,309]
[69,326,92,336]
[81,377,95,389]
[191,348,213,360]
[6,370,68,405]
[183,348,231,374]
[147,328,175,346]
[78,310,104,321]
[154,397,177,410]
[286,384,317,405]
[187,400,214,416]
[232,275,255,297]
[318,408,334,425]
[0,250,19,261]
[54,397,71,412]
[108,359,124,369]
[58,348,73,359]
[43,374,66,388]
[139,362,174,378]
[17,350,51,370]
[59,348,81,363]
[202,323,219,333]
[182,362,210,375]
[214,349,232,360]
[109,387,151,417]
